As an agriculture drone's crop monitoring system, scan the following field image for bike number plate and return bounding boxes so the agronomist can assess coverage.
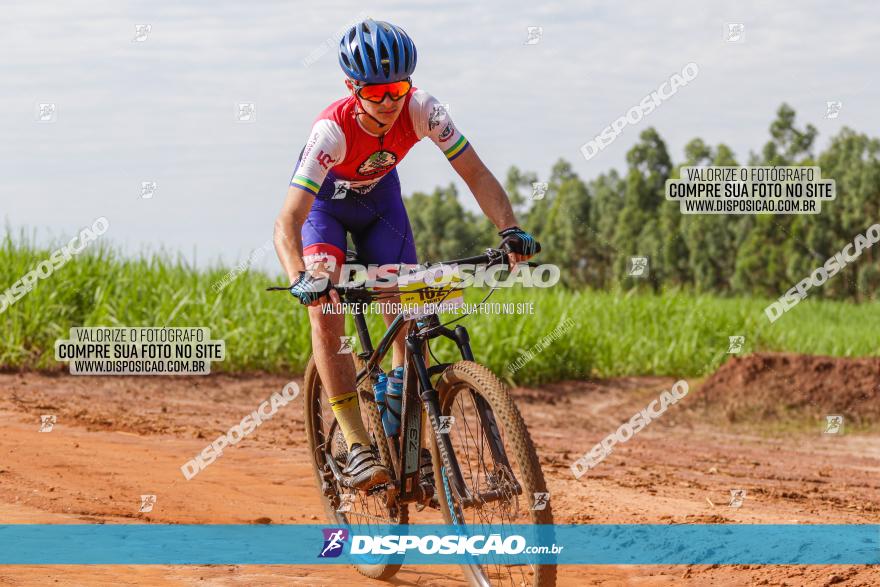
[396,267,464,320]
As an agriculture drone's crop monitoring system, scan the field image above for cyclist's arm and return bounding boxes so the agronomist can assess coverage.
[451,149,532,267]
[274,186,314,283]
[276,120,347,282]
[448,147,518,231]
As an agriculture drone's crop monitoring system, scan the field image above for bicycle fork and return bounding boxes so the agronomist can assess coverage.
[401,325,522,510]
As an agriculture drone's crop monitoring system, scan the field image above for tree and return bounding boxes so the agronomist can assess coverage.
[754,103,818,166]
[587,170,624,288]
[615,128,673,290]
[518,159,595,286]
[679,140,740,293]
[816,128,880,300]
[735,104,819,294]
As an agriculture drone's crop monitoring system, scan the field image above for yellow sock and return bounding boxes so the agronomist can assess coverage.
[329,391,371,448]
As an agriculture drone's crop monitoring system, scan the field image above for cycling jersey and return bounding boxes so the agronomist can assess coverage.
[290,88,470,196]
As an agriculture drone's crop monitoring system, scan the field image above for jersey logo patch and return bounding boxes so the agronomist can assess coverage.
[428,104,448,131]
[317,150,336,170]
[357,150,399,176]
[438,124,454,143]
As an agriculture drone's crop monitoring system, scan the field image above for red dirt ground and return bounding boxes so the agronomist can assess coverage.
[0,353,878,586]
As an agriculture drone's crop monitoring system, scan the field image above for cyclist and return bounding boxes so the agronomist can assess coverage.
[274,18,539,491]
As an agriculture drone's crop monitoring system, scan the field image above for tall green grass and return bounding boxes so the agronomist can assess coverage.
[2,236,878,384]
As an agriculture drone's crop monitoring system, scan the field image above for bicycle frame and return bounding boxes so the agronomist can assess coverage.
[266,247,529,509]
[347,298,520,508]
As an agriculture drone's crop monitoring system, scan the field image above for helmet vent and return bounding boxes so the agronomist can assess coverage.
[352,46,365,75]
[363,45,376,75]
[379,44,391,77]
[402,45,410,73]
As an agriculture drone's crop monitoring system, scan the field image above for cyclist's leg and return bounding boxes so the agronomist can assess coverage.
[351,173,421,461]
[349,170,418,371]
[301,204,373,451]
[303,181,394,489]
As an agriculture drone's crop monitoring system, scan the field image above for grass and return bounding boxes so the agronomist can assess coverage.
[2,235,879,385]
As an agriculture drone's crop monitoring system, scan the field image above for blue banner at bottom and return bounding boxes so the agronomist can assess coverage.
[0,524,877,565]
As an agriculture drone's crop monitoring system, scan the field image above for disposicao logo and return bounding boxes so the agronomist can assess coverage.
[319,528,349,558]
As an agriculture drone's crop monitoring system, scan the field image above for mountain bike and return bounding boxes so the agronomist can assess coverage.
[272,248,555,587]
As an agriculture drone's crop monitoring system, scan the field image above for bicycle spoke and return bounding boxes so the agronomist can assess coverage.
[314,383,399,528]
[444,383,537,587]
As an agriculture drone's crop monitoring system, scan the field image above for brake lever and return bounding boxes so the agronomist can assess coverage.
[486,248,509,267]
[491,249,538,268]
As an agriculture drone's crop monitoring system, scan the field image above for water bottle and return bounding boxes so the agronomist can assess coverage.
[385,366,404,435]
[373,371,400,437]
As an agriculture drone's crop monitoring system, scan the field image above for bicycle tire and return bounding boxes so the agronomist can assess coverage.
[429,360,556,587]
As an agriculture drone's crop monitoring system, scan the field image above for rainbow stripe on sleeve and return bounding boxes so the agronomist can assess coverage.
[443,136,470,161]
[290,174,321,194]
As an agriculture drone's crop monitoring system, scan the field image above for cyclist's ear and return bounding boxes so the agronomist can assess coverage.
[344,78,356,94]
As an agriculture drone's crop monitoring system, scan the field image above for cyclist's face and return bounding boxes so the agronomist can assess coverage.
[345,79,404,126]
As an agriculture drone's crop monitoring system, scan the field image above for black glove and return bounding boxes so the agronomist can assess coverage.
[289,271,331,305]
[498,226,541,257]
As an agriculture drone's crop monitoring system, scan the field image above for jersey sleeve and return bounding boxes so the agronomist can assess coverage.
[289,119,347,195]
[409,90,471,162]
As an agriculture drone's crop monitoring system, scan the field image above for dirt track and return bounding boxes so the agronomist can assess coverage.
[1,355,879,586]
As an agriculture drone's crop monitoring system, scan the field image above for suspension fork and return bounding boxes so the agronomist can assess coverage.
[405,335,471,501]
[450,325,516,477]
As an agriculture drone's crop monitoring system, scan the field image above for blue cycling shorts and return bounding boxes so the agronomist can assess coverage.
[298,168,418,270]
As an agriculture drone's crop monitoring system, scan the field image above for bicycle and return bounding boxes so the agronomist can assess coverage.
[270,248,556,587]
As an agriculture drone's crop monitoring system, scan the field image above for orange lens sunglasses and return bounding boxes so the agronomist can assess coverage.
[354,78,412,103]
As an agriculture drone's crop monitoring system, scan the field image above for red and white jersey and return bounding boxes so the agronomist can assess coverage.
[290,88,470,195]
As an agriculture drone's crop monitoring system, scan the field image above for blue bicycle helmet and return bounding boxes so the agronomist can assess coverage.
[338,19,417,84]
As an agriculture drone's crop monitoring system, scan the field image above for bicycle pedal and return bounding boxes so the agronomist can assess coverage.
[366,482,399,508]
[415,497,440,512]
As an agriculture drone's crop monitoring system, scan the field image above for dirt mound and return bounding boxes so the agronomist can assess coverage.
[697,353,880,426]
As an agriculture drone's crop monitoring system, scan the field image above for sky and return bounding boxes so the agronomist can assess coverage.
[1,0,878,270]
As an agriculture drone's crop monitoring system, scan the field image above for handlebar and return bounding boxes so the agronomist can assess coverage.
[266,247,536,302]
[425,247,510,268]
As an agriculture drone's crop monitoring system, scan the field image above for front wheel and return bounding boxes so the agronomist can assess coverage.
[429,361,556,587]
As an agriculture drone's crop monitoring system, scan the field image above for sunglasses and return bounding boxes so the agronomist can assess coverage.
[352,78,412,103]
